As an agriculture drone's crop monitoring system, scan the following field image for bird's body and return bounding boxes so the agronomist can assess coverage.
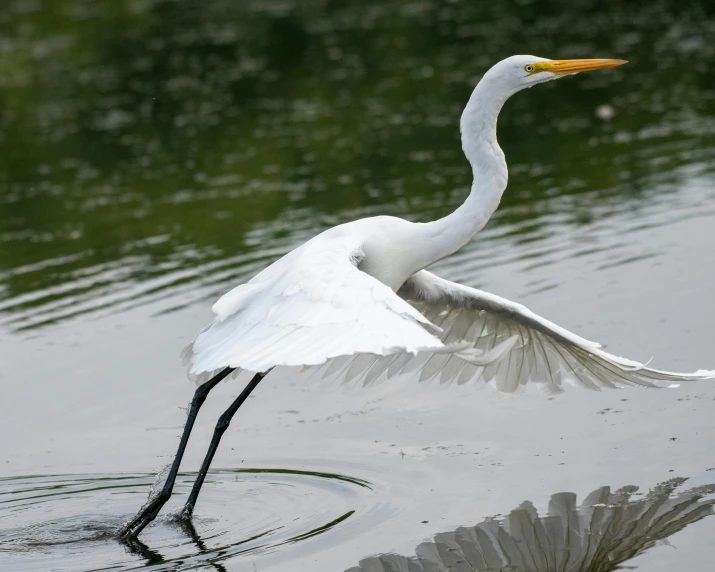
[182,55,713,390]
[121,54,714,538]
[183,56,513,379]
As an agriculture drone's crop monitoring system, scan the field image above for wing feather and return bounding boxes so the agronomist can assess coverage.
[306,270,714,392]
[186,235,714,392]
[182,233,445,380]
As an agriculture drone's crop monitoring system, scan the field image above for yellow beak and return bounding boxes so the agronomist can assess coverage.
[547,59,627,75]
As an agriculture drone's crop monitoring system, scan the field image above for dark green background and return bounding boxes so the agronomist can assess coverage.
[1,0,713,330]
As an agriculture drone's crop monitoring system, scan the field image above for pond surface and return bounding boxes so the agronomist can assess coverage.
[2,0,715,570]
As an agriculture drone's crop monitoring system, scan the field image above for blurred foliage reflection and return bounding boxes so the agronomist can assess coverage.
[0,0,714,331]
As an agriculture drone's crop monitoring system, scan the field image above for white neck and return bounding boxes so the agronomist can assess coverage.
[409,73,511,271]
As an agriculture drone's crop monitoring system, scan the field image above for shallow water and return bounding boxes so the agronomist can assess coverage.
[1,469,378,570]
[2,0,715,570]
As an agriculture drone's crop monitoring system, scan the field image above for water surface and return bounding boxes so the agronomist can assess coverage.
[2,0,715,570]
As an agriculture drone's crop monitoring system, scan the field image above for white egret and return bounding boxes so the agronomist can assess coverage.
[119,55,714,538]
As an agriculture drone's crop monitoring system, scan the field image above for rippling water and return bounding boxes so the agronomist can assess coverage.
[1,468,380,570]
[2,0,714,334]
[2,0,715,570]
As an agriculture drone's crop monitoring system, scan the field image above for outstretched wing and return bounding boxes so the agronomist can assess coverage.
[183,235,510,382]
[307,270,714,392]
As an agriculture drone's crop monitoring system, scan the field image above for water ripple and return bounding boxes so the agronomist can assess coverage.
[0,468,379,571]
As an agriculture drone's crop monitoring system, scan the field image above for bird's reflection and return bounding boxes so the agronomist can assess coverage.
[117,476,714,571]
[118,534,165,566]
[347,477,715,572]
[179,518,229,572]
[118,517,228,572]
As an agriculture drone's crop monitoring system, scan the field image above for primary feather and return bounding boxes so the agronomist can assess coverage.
[305,271,714,392]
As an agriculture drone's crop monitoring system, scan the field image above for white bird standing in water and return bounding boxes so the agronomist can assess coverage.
[120,55,714,538]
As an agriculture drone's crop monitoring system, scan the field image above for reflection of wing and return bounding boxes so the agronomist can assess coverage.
[347,478,715,572]
[308,270,715,392]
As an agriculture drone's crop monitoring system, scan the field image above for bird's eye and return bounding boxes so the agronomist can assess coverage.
[525,65,535,73]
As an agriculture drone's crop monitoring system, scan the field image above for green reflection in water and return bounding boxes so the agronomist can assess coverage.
[0,0,714,330]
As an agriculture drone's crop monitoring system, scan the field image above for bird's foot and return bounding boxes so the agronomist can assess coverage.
[175,503,194,522]
[117,493,169,538]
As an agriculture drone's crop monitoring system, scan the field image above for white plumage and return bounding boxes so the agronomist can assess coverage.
[182,55,715,392]
[122,54,715,541]
[185,231,444,374]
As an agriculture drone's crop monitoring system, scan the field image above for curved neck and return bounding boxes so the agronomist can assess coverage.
[410,76,511,271]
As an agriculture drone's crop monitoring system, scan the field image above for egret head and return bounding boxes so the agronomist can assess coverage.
[485,55,627,94]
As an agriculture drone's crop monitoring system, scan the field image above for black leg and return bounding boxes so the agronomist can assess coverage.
[118,367,235,538]
[179,372,265,519]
